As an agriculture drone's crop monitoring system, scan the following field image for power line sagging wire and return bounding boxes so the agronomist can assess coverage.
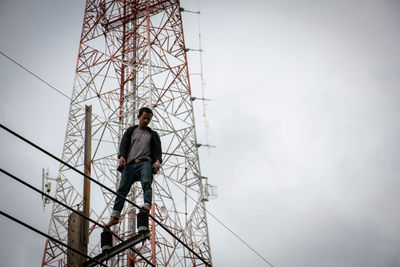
[0,50,72,100]
[0,210,108,267]
[0,123,211,267]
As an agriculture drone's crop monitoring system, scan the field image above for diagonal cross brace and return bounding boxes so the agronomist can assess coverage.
[83,230,151,267]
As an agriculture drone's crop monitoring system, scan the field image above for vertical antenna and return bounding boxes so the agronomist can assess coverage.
[197,0,210,154]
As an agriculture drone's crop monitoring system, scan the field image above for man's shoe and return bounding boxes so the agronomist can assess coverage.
[104,216,119,227]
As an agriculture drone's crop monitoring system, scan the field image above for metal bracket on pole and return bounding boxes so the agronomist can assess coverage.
[83,230,151,267]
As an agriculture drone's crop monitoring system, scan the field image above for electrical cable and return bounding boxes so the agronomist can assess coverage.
[0,51,203,266]
[0,123,211,267]
[167,177,274,267]
[0,19,244,266]
[0,168,154,267]
[0,210,108,267]
[0,50,72,100]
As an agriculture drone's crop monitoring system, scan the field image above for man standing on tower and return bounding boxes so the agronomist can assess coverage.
[105,107,162,227]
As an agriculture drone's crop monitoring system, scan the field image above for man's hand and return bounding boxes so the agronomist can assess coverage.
[119,157,126,167]
[152,160,160,173]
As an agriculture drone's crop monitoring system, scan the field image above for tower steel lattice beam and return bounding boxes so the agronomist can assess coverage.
[42,0,212,266]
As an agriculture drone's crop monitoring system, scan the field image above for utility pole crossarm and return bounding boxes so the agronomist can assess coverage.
[83,231,151,267]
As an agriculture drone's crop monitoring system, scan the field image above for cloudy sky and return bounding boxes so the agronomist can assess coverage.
[1,0,400,266]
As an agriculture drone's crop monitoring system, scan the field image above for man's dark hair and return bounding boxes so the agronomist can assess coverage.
[138,107,153,117]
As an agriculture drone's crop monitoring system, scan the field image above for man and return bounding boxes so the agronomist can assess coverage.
[105,107,162,227]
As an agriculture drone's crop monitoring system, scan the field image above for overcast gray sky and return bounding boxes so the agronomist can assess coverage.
[1,0,400,266]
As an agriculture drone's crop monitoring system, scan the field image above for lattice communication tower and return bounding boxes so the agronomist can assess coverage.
[42,0,212,266]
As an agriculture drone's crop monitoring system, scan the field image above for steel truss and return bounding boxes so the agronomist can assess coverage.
[42,0,212,266]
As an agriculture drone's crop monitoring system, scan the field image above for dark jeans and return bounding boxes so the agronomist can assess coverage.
[111,161,152,218]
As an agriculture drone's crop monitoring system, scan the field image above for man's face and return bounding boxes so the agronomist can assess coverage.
[138,111,152,128]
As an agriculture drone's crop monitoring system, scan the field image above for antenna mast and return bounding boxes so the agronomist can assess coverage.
[42,1,212,266]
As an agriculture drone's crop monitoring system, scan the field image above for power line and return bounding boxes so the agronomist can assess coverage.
[1,121,272,266]
[206,206,274,267]
[0,123,211,267]
[0,168,154,267]
[0,50,72,100]
[167,177,274,267]
[0,210,108,267]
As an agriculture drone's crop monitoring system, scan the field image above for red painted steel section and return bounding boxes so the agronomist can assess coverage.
[43,0,211,266]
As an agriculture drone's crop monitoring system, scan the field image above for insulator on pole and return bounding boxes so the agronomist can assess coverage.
[101,229,113,252]
[137,210,149,232]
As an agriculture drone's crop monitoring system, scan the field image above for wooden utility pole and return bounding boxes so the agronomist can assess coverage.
[67,105,92,266]
[83,105,92,251]
[67,213,85,266]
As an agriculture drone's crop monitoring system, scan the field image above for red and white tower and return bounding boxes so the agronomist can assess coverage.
[42,0,212,266]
